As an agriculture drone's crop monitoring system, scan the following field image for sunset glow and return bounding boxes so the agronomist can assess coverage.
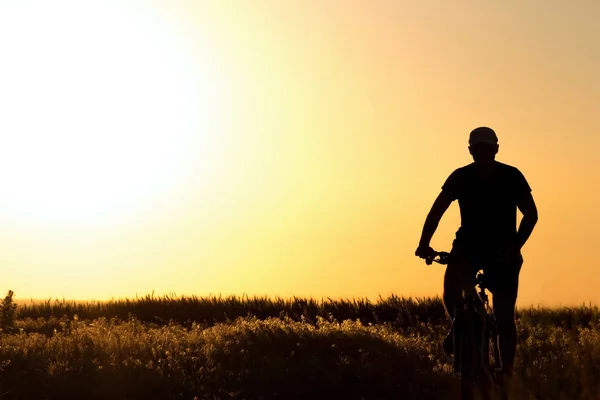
[0,1,210,223]
[0,1,598,308]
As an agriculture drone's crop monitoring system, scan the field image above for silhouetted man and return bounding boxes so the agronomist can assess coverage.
[415,127,538,377]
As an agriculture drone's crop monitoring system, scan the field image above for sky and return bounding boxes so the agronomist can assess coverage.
[0,0,598,307]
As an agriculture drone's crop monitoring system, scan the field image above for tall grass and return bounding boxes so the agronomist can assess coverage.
[17,293,600,330]
[17,294,450,332]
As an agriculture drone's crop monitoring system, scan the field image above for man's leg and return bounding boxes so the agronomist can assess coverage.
[443,251,474,318]
[442,251,476,354]
[492,254,523,376]
[493,291,517,375]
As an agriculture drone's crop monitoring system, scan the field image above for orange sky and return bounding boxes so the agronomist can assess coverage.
[0,1,598,307]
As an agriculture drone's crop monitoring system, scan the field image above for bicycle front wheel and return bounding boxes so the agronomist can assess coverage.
[460,308,477,400]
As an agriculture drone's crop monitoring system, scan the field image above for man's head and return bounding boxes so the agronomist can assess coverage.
[468,126,498,165]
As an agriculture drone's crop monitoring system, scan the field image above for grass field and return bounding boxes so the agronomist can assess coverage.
[1,291,599,399]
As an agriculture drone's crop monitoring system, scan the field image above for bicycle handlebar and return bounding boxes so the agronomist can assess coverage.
[425,251,451,265]
[423,249,490,290]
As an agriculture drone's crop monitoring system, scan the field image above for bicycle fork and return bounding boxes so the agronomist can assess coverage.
[479,289,502,375]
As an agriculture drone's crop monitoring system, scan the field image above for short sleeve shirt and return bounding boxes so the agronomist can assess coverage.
[442,162,531,251]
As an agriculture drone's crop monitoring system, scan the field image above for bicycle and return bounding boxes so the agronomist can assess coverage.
[425,250,503,400]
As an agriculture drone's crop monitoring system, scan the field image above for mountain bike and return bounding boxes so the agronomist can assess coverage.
[425,250,503,400]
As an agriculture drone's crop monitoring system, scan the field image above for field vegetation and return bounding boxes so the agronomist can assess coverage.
[0,291,599,399]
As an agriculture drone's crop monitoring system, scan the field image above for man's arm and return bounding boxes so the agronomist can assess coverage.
[417,190,454,250]
[515,191,538,249]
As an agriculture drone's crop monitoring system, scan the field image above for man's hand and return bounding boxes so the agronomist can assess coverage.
[415,245,435,261]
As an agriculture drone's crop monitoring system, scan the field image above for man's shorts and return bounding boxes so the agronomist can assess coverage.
[446,239,523,300]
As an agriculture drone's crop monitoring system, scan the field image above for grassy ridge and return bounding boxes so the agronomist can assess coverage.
[1,316,455,399]
[3,314,600,399]
[4,294,600,399]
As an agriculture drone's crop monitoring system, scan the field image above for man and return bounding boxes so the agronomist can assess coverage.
[415,127,538,377]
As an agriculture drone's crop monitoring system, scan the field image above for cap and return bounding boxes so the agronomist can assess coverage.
[469,127,498,146]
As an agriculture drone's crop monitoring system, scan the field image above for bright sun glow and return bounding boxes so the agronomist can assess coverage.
[0,1,202,224]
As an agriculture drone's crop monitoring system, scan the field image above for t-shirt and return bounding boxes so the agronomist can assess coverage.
[442,161,531,251]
